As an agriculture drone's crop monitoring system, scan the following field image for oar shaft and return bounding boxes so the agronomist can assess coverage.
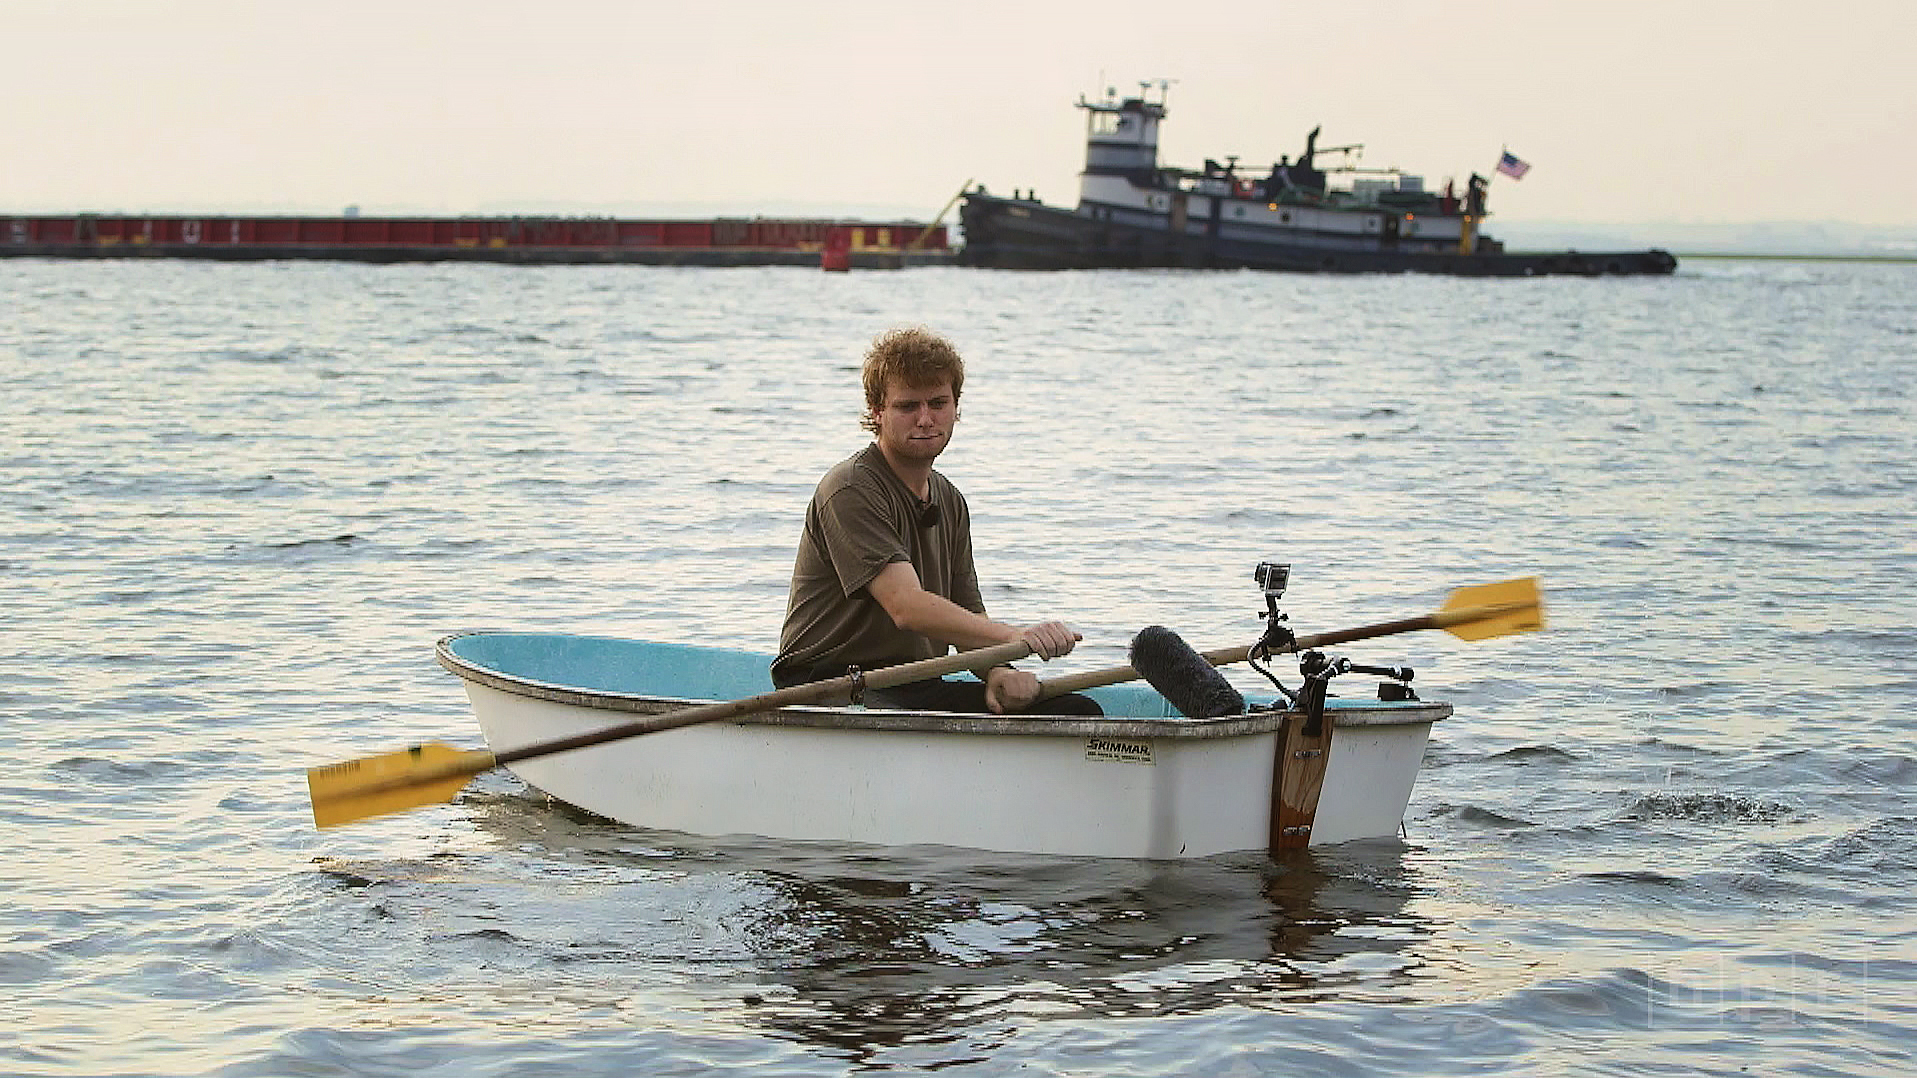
[316,640,1037,809]
[1037,645,1253,697]
[1291,614,1439,650]
[491,640,1032,766]
[1035,615,1448,700]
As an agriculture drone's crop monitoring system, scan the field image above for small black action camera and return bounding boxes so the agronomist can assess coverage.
[1253,561,1290,600]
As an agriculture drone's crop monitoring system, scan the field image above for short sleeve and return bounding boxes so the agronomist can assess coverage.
[815,484,911,598]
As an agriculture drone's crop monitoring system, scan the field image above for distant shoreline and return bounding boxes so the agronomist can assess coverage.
[1674,252,1917,264]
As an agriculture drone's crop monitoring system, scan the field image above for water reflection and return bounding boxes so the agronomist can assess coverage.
[460,788,1435,1065]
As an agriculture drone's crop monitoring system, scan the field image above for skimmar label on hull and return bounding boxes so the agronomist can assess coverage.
[1085,737,1154,765]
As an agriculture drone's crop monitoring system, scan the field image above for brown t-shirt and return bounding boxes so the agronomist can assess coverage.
[772,443,984,685]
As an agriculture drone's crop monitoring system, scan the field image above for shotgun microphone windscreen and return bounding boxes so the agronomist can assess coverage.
[1130,625,1246,719]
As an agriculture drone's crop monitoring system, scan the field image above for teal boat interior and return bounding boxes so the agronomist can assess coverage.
[438,632,1424,720]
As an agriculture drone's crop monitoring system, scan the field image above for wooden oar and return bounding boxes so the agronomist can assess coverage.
[1036,576,1544,700]
[308,639,1035,829]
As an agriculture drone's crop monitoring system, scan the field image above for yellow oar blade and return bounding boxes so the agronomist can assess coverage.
[1436,576,1546,641]
[308,742,493,829]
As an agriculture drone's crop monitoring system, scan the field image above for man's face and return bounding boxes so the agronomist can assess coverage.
[872,376,957,464]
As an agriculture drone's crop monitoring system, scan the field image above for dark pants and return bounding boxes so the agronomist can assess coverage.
[862,676,1104,717]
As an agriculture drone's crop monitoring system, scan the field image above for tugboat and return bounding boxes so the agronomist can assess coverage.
[960,82,1676,276]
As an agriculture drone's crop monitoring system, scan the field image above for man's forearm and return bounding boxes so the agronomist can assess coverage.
[884,588,1021,652]
[865,562,1077,665]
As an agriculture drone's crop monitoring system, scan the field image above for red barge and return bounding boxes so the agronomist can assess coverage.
[0,213,952,268]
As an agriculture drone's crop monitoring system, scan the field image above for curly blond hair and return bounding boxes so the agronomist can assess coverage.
[860,326,965,433]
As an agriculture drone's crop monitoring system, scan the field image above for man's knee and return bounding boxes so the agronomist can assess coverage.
[1036,692,1103,717]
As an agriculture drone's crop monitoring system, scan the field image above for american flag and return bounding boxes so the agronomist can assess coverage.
[1497,151,1531,180]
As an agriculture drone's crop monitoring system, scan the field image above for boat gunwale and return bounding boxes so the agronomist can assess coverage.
[435,634,1452,739]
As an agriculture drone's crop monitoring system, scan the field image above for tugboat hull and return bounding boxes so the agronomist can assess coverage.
[959,193,1676,277]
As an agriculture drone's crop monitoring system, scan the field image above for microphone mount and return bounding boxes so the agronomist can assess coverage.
[1241,562,1419,715]
[1252,560,1295,657]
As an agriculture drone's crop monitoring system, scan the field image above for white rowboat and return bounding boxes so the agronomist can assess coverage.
[436,633,1450,859]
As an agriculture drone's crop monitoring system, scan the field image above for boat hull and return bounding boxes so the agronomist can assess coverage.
[959,192,1677,276]
[438,633,1449,859]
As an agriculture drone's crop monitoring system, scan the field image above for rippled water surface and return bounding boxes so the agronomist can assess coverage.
[3,258,1914,1075]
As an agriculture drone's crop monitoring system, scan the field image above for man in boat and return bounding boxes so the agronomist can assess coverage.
[772,326,1102,716]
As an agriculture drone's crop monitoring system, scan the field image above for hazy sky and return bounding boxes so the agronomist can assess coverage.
[6,0,1912,226]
